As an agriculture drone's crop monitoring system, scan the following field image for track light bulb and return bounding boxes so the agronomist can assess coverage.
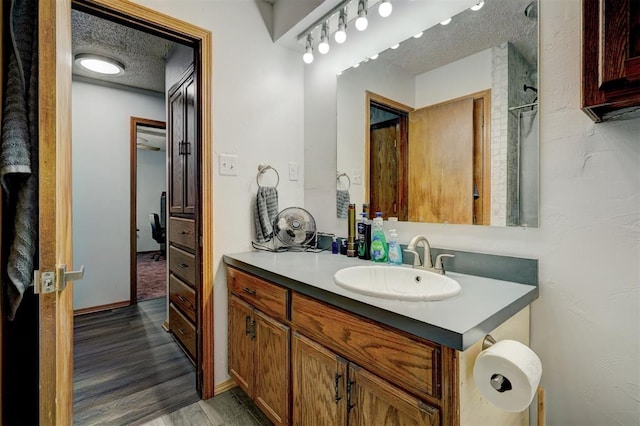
[335,8,348,44]
[470,0,484,11]
[413,32,423,38]
[318,23,330,54]
[390,43,399,49]
[440,17,452,25]
[378,0,392,17]
[355,0,368,31]
[370,53,379,60]
[303,35,314,64]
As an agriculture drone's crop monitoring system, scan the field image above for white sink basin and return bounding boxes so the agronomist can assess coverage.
[333,265,462,301]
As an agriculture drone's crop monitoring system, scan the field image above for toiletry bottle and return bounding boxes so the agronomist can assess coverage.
[332,236,339,254]
[387,229,403,265]
[370,212,388,262]
[347,204,357,257]
[357,213,371,260]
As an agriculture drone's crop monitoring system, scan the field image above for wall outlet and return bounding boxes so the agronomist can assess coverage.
[219,154,238,176]
[353,170,362,185]
[288,162,299,181]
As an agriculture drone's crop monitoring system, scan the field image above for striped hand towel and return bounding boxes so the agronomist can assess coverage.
[336,190,350,219]
[254,187,279,243]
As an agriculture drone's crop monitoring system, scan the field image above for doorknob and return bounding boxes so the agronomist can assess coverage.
[34,264,85,294]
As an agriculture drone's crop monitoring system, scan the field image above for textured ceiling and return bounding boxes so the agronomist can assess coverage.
[377,0,538,76]
[72,10,178,93]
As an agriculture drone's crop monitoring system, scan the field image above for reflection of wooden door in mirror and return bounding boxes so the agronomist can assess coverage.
[409,98,474,224]
[370,119,408,220]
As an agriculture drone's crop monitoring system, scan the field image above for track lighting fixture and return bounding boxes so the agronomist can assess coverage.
[303,34,314,64]
[355,0,368,31]
[370,53,379,60]
[318,22,330,54]
[413,32,423,38]
[440,17,452,25]
[378,0,392,17]
[390,43,400,49]
[470,0,485,11]
[335,7,348,44]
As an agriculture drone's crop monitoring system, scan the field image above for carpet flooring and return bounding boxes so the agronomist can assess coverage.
[74,298,199,425]
[137,252,167,301]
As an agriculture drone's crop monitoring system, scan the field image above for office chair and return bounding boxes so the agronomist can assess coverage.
[149,213,166,261]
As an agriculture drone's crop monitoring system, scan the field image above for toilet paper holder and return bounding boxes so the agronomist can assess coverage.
[480,334,547,425]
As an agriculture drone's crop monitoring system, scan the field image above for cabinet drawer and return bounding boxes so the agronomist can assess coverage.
[292,292,441,400]
[227,267,288,322]
[169,246,196,286]
[170,302,196,360]
[170,274,196,323]
[169,217,196,250]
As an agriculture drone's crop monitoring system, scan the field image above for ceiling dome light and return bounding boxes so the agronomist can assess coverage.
[355,0,368,31]
[470,0,485,11]
[75,54,124,75]
[335,8,348,44]
[303,34,314,64]
[378,0,392,17]
[318,22,330,54]
[440,17,452,25]
[390,43,400,49]
[413,32,424,38]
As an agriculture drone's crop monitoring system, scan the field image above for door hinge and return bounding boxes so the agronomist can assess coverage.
[34,264,85,294]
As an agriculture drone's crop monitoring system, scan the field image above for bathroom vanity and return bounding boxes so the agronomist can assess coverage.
[224,251,538,426]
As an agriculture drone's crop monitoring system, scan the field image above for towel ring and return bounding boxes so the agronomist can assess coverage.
[257,163,280,188]
[336,172,351,190]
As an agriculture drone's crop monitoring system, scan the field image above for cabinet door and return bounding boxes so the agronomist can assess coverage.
[184,75,197,215]
[169,87,185,214]
[228,295,254,396]
[348,364,440,426]
[254,310,291,426]
[293,333,348,426]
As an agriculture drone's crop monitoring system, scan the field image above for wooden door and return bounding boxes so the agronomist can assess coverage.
[408,98,474,224]
[169,86,185,214]
[370,120,399,218]
[293,333,348,426]
[348,364,440,426]
[38,0,74,423]
[184,75,197,215]
[254,310,290,426]
[228,295,253,396]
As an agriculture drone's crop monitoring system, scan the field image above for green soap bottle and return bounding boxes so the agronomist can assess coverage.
[370,212,388,262]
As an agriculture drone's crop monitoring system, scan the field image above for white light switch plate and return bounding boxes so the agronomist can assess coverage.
[219,154,238,176]
[288,162,299,181]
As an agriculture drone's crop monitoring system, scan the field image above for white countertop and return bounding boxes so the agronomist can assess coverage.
[224,250,538,350]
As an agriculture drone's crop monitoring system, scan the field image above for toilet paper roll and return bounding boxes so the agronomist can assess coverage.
[473,339,542,412]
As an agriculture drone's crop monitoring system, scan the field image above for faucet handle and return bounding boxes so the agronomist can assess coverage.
[434,254,455,274]
[404,249,421,268]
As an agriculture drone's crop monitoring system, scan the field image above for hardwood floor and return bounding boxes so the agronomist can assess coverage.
[141,387,273,426]
[74,298,200,425]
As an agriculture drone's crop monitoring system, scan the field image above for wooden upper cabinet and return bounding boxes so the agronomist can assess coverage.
[169,67,197,214]
[582,0,640,121]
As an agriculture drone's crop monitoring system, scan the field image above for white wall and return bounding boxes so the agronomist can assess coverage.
[414,48,492,108]
[137,148,166,252]
[306,0,640,424]
[72,81,165,310]
[132,0,305,388]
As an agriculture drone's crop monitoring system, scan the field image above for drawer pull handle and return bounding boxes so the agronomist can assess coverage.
[245,315,251,335]
[242,287,256,295]
[178,263,189,268]
[177,295,186,302]
[178,328,185,335]
[180,231,190,235]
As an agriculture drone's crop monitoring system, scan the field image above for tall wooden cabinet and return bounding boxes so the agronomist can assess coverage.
[168,65,201,372]
[582,0,640,121]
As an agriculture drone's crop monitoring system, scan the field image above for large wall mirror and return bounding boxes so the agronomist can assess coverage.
[336,0,539,227]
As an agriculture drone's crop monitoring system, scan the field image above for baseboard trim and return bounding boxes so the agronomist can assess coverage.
[214,378,237,396]
[74,300,130,316]
[162,320,170,332]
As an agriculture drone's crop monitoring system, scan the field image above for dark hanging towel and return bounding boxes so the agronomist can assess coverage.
[1,0,38,320]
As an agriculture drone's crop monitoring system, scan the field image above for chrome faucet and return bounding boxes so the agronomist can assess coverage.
[404,235,455,274]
